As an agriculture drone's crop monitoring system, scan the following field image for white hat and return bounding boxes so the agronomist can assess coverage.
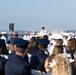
[1,31,6,34]
[41,26,45,28]
[61,33,68,36]
[51,34,62,39]
[55,34,62,39]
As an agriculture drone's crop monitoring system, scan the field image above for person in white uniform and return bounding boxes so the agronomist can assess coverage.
[40,26,47,35]
[1,31,7,44]
[23,32,30,41]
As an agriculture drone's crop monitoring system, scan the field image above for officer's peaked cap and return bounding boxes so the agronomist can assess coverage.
[38,38,50,45]
[13,38,29,48]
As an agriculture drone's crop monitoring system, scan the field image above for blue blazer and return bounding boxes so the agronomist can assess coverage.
[30,50,49,72]
[0,56,6,75]
[5,54,31,75]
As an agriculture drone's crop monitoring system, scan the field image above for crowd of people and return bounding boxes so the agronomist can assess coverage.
[0,27,76,75]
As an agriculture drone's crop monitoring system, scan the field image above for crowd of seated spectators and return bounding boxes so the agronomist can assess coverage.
[0,31,76,75]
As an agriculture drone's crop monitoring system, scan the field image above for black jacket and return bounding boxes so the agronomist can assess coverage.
[0,56,6,75]
[30,50,49,72]
[5,54,31,75]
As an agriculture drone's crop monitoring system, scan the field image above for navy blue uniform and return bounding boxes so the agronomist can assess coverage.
[8,52,29,62]
[0,56,6,75]
[30,50,49,72]
[5,54,31,75]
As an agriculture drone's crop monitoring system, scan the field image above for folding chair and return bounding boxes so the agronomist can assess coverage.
[42,72,51,75]
[31,69,42,75]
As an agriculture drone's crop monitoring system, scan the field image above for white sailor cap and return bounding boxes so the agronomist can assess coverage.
[1,31,7,34]
[51,34,62,39]
[41,26,45,28]
[61,32,68,36]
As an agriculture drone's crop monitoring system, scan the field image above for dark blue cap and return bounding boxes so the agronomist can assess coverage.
[7,38,17,44]
[0,39,5,47]
[13,38,29,49]
[38,38,50,45]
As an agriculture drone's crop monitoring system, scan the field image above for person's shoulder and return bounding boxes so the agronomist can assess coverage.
[8,52,15,59]
[0,56,6,60]
[32,50,48,57]
[0,56,7,63]
[30,50,39,59]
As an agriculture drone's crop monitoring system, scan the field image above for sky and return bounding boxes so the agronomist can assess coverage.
[0,0,76,31]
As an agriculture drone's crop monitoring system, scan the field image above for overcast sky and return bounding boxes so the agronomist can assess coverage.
[0,0,76,31]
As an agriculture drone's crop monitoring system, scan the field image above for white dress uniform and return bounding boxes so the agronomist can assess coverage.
[1,31,7,44]
[40,30,47,35]
[23,35,30,41]
[1,36,7,43]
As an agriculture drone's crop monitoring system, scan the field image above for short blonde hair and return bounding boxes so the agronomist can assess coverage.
[8,44,15,52]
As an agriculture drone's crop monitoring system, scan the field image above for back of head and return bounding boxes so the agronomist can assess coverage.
[52,54,72,75]
[54,39,63,46]
[41,26,45,30]
[38,38,50,50]
[13,34,18,38]
[52,45,63,56]
[66,38,76,51]
[28,37,36,48]
[8,44,15,52]
[14,38,29,54]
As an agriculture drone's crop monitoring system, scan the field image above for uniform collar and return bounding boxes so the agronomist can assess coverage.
[15,54,24,59]
[39,49,45,53]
